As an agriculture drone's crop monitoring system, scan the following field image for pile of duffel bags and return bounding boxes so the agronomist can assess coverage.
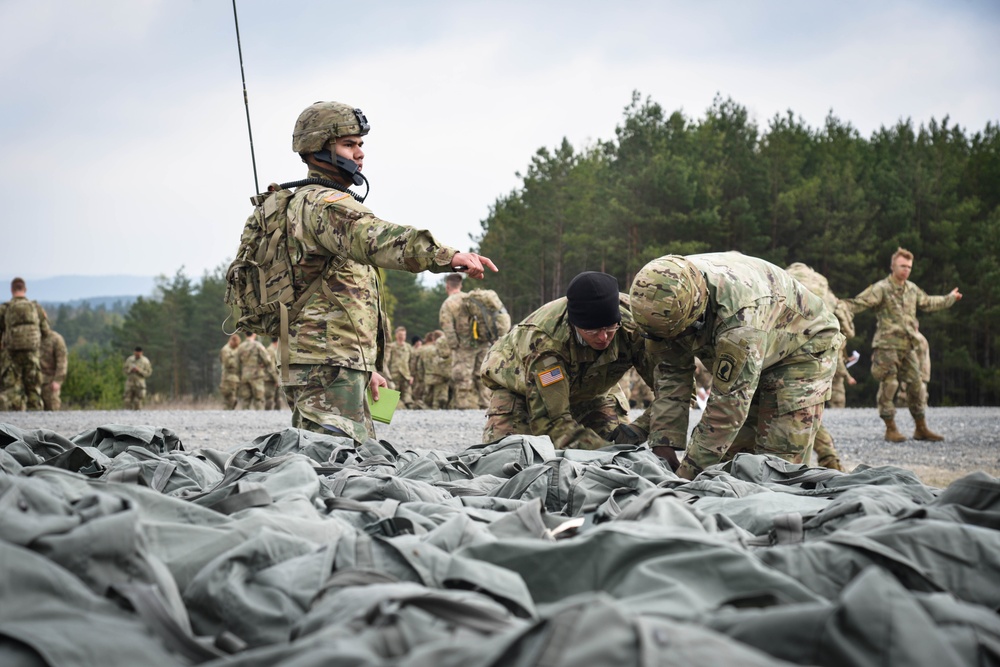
[2,422,999,666]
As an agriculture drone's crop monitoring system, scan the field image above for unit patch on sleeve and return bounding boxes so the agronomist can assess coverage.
[537,365,565,387]
[323,192,352,203]
[712,337,748,393]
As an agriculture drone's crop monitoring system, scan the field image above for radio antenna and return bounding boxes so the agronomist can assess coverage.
[231,0,260,194]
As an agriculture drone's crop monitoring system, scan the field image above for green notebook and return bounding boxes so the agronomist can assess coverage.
[367,387,401,424]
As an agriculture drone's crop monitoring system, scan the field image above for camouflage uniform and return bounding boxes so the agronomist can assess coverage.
[265,341,283,410]
[219,338,241,410]
[237,335,271,410]
[281,169,459,442]
[0,296,49,411]
[785,262,855,470]
[422,337,452,409]
[631,253,844,480]
[122,353,153,410]
[39,329,68,411]
[896,331,930,408]
[620,367,654,409]
[385,340,414,407]
[480,295,650,450]
[848,276,957,420]
[0,344,25,411]
[439,293,490,409]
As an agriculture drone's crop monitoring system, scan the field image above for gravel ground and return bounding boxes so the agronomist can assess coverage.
[2,406,997,487]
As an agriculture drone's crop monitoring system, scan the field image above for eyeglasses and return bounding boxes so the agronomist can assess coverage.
[578,324,620,337]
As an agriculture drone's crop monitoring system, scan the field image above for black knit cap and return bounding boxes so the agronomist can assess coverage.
[566,272,621,329]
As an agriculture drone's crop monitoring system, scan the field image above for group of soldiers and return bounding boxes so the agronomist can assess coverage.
[219,98,962,482]
[219,332,284,410]
[0,278,68,412]
[380,272,513,411]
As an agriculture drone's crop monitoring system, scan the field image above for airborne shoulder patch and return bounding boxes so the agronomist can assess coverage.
[323,192,352,203]
[537,365,566,387]
[712,338,748,393]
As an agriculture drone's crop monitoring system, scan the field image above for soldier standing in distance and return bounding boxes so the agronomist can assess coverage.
[220,333,241,409]
[265,337,282,410]
[847,247,960,442]
[439,273,504,409]
[39,325,68,411]
[385,326,414,408]
[123,347,152,410]
[271,100,496,441]
[480,272,652,450]
[0,278,50,411]
[629,253,844,480]
[237,332,270,410]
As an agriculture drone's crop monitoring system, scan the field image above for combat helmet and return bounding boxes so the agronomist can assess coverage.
[629,256,708,339]
[292,101,370,154]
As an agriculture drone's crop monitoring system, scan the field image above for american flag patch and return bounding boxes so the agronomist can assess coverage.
[323,192,351,203]
[538,365,565,387]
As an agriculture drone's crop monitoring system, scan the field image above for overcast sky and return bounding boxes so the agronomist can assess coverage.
[1,0,998,284]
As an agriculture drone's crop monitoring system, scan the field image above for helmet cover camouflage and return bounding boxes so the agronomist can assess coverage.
[292,101,370,154]
[629,256,708,339]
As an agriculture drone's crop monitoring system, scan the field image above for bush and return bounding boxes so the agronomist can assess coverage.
[62,343,122,409]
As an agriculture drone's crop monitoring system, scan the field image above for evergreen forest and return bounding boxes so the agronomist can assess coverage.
[48,92,1000,408]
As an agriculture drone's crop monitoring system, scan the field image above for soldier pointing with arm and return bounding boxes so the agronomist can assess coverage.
[847,247,961,442]
[258,100,497,442]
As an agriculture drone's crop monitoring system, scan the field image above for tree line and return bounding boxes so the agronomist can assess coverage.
[49,91,999,408]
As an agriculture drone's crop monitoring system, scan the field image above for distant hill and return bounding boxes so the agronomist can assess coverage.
[23,275,157,304]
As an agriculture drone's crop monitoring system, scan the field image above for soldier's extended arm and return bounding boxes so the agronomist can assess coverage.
[316,202,460,276]
[916,285,959,313]
[847,282,884,314]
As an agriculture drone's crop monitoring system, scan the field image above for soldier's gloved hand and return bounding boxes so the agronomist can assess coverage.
[651,446,680,472]
[609,423,648,445]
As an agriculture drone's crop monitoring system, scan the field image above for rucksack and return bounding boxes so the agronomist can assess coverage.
[223,182,347,380]
[462,289,511,344]
[4,299,41,351]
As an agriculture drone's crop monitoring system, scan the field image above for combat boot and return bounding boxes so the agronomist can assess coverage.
[818,455,844,472]
[882,417,907,443]
[913,417,944,442]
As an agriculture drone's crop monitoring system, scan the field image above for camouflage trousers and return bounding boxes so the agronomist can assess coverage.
[283,364,374,444]
[6,350,42,411]
[423,378,450,409]
[264,380,283,410]
[239,378,266,410]
[450,346,491,409]
[482,388,627,444]
[394,377,414,408]
[692,345,838,476]
[828,366,848,409]
[220,375,240,410]
[41,382,62,411]
[812,423,842,470]
[871,347,925,419]
[123,380,147,410]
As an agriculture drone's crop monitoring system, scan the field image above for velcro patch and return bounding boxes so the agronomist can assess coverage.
[323,192,351,203]
[712,338,748,393]
[538,365,565,387]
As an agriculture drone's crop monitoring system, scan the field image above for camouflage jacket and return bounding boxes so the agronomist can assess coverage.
[847,276,957,350]
[439,292,481,350]
[123,355,152,387]
[424,340,452,381]
[385,341,413,383]
[220,343,241,381]
[39,330,68,384]
[237,338,272,381]
[265,344,280,383]
[285,168,459,372]
[480,295,652,450]
[639,252,843,456]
